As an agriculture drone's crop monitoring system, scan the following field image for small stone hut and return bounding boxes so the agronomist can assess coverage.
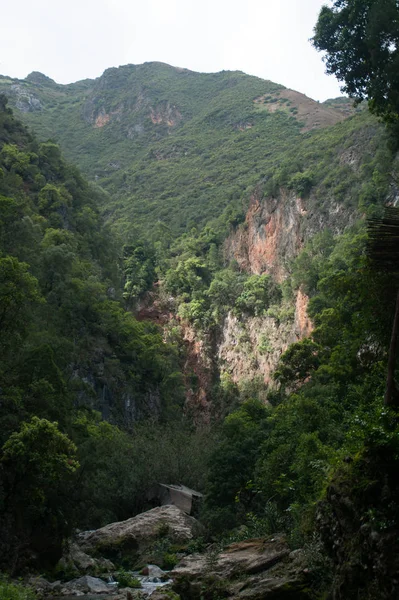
[149,484,203,516]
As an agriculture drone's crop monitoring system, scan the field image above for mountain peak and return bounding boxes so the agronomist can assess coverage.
[25,71,55,85]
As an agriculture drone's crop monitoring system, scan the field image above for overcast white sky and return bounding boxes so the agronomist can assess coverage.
[0,0,342,102]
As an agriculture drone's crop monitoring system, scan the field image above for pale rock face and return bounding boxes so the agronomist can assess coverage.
[78,505,199,558]
[217,311,294,386]
[10,84,42,113]
[179,183,349,417]
[60,575,110,595]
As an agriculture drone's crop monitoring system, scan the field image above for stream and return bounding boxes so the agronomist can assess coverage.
[52,565,173,598]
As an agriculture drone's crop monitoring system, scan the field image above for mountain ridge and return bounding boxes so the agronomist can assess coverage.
[0,62,360,239]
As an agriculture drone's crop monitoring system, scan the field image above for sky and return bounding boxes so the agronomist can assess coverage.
[0,0,342,102]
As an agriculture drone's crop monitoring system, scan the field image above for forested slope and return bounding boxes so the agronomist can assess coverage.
[0,95,214,572]
[0,63,356,236]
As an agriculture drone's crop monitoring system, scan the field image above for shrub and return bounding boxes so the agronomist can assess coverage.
[116,569,141,589]
[0,579,36,600]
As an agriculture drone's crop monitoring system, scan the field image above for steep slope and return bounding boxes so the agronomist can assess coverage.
[0,63,393,412]
[0,94,184,433]
[0,62,351,236]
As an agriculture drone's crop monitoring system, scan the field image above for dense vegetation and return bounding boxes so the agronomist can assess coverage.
[313,0,399,124]
[0,63,363,238]
[0,95,214,572]
[2,46,399,597]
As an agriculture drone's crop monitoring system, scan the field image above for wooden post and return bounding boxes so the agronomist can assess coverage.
[385,289,399,406]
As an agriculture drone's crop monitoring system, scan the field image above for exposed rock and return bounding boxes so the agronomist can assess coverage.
[78,505,199,565]
[339,147,360,170]
[217,311,295,387]
[172,536,311,599]
[254,88,347,132]
[94,108,111,128]
[136,289,173,325]
[150,101,182,127]
[28,576,61,595]
[224,189,303,282]
[180,321,214,423]
[142,564,167,579]
[224,186,353,281]
[111,588,145,600]
[60,575,110,595]
[9,84,42,113]
[57,542,114,576]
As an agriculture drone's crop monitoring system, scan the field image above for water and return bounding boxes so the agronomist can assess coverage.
[50,565,173,598]
[132,565,173,595]
[136,575,173,595]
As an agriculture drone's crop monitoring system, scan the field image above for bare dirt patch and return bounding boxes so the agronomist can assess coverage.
[254,88,349,132]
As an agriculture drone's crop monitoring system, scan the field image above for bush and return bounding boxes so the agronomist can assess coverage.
[235,275,281,316]
[0,579,36,600]
[116,569,141,589]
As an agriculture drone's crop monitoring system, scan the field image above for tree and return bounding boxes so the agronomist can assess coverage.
[273,339,322,389]
[204,400,269,533]
[0,418,79,570]
[0,256,42,339]
[312,0,399,122]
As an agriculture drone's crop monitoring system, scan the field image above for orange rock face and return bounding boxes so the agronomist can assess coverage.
[94,111,111,128]
[149,102,182,127]
[225,188,305,282]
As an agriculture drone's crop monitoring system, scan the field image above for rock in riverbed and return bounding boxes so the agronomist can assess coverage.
[78,505,199,565]
[57,542,115,577]
[171,535,312,599]
[59,575,111,595]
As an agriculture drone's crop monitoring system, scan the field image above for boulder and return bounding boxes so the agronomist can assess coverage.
[173,537,290,579]
[28,577,62,595]
[78,505,199,565]
[56,542,115,577]
[171,535,312,599]
[60,575,110,595]
[143,564,168,579]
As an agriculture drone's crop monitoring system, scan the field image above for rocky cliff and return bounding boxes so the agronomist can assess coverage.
[181,181,357,416]
[224,185,356,281]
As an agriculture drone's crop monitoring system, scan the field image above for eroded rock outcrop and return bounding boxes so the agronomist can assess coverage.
[224,186,353,282]
[59,575,110,595]
[224,189,304,282]
[56,542,114,578]
[181,323,214,423]
[172,536,311,599]
[78,505,200,565]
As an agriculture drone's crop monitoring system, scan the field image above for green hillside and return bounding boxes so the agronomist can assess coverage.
[0,95,208,569]
[0,62,365,237]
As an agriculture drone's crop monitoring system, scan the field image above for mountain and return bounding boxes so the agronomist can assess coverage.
[1,62,394,417]
[2,62,399,597]
[0,62,361,237]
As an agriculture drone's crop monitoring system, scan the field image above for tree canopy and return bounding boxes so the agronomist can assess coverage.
[313,0,399,122]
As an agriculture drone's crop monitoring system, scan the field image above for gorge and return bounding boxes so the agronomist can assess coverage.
[1,49,399,599]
